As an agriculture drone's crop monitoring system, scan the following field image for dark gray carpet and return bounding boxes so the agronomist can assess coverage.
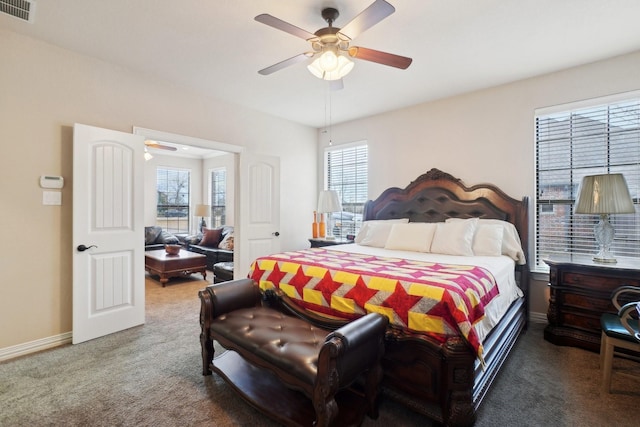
[1,275,638,426]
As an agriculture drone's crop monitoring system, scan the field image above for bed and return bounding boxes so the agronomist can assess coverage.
[249,168,529,427]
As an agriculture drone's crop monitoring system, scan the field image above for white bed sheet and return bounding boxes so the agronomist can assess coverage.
[322,243,524,342]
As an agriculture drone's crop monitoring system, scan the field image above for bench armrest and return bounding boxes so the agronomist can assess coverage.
[324,312,389,386]
[204,278,261,317]
[199,279,262,376]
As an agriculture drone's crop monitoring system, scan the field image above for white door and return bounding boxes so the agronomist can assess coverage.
[72,124,145,344]
[237,153,281,278]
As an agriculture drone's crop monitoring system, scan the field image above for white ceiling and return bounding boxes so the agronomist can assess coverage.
[3,0,640,128]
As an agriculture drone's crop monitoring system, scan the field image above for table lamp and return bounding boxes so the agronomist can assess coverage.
[195,204,210,233]
[317,190,342,240]
[574,173,635,263]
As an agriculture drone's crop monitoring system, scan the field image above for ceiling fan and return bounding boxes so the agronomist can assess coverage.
[144,140,177,151]
[255,0,412,81]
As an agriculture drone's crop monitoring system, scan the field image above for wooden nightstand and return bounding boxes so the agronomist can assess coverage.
[309,238,353,248]
[544,255,640,352]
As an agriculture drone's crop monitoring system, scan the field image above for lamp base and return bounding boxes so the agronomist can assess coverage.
[592,254,617,264]
[593,214,617,263]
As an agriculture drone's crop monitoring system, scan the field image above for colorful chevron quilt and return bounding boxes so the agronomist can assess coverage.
[249,248,500,360]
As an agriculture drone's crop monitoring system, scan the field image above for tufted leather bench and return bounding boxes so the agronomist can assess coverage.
[199,278,388,427]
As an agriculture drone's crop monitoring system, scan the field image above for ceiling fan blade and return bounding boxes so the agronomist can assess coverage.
[338,0,395,40]
[258,52,314,75]
[145,141,177,151]
[255,14,318,41]
[348,46,412,69]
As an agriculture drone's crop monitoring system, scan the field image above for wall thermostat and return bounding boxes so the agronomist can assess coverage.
[40,175,64,189]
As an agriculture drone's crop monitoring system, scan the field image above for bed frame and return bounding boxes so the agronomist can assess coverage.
[251,168,528,426]
[359,168,529,426]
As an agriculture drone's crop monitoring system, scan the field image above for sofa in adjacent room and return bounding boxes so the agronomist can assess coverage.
[185,226,234,271]
[144,226,181,251]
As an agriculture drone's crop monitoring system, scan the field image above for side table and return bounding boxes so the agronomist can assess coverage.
[544,255,640,352]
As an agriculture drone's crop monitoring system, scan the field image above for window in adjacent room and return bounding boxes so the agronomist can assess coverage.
[535,92,640,272]
[156,167,190,234]
[325,142,368,240]
[210,167,227,228]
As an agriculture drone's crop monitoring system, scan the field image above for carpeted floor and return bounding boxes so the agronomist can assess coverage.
[1,274,638,426]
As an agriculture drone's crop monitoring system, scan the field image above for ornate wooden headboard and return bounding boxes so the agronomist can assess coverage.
[363,168,530,296]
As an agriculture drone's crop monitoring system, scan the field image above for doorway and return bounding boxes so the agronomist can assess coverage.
[133,127,242,287]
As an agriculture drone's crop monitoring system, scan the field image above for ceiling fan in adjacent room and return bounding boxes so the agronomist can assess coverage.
[255,0,412,82]
[144,140,177,151]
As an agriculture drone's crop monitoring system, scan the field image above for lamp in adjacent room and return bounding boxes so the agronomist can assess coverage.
[317,190,342,240]
[195,204,210,233]
[574,173,636,263]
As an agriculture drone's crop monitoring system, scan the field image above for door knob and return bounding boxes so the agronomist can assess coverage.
[272,232,280,237]
[77,244,97,252]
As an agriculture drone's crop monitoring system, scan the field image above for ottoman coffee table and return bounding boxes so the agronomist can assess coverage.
[145,249,207,286]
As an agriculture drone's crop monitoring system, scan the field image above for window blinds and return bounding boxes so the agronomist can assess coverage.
[326,143,368,238]
[535,97,640,270]
[210,168,226,227]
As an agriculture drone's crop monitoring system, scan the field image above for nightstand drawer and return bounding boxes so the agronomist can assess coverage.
[562,292,613,313]
[562,272,622,289]
[561,311,602,334]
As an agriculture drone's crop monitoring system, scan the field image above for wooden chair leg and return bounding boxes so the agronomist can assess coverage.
[599,331,606,369]
[601,335,614,393]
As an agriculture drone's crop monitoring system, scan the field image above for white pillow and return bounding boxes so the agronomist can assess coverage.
[445,218,525,264]
[384,223,437,252]
[355,219,409,245]
[430,218,478,256]
[472,224,504,256]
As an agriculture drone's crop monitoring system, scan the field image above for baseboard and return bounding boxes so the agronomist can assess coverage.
[529,311,547,324]
[0,332,72,362]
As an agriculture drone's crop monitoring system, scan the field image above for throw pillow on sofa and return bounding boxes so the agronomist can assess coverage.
[200,227,223,247]
[158,230,180,245]
[219,230,234,250]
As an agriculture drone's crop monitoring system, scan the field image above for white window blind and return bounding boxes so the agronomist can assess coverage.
[156,167,191,233]
[535,94,640,271]
[210,168,226,228]
[325,143,368,239]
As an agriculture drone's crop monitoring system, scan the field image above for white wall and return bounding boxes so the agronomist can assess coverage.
[0,28,317,351]
[321,50,640,316]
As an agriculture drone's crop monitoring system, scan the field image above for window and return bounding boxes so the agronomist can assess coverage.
[156,168,190,234]
[325,142,368,239]
[535,93,640,271]
[210,168,226,228]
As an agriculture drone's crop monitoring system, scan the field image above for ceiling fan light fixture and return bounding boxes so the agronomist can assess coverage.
[319,50,338,71]
[308,53,354,81]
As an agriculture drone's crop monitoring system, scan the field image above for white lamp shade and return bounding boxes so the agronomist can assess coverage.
[574,173,635,214]
[317,190,342,213]
[195,204,210,217]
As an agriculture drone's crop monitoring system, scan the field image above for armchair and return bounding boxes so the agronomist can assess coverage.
[600,285,640,393]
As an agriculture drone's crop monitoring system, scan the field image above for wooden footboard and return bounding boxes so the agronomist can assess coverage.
[379,298,526,427]
[268,287,525,427]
